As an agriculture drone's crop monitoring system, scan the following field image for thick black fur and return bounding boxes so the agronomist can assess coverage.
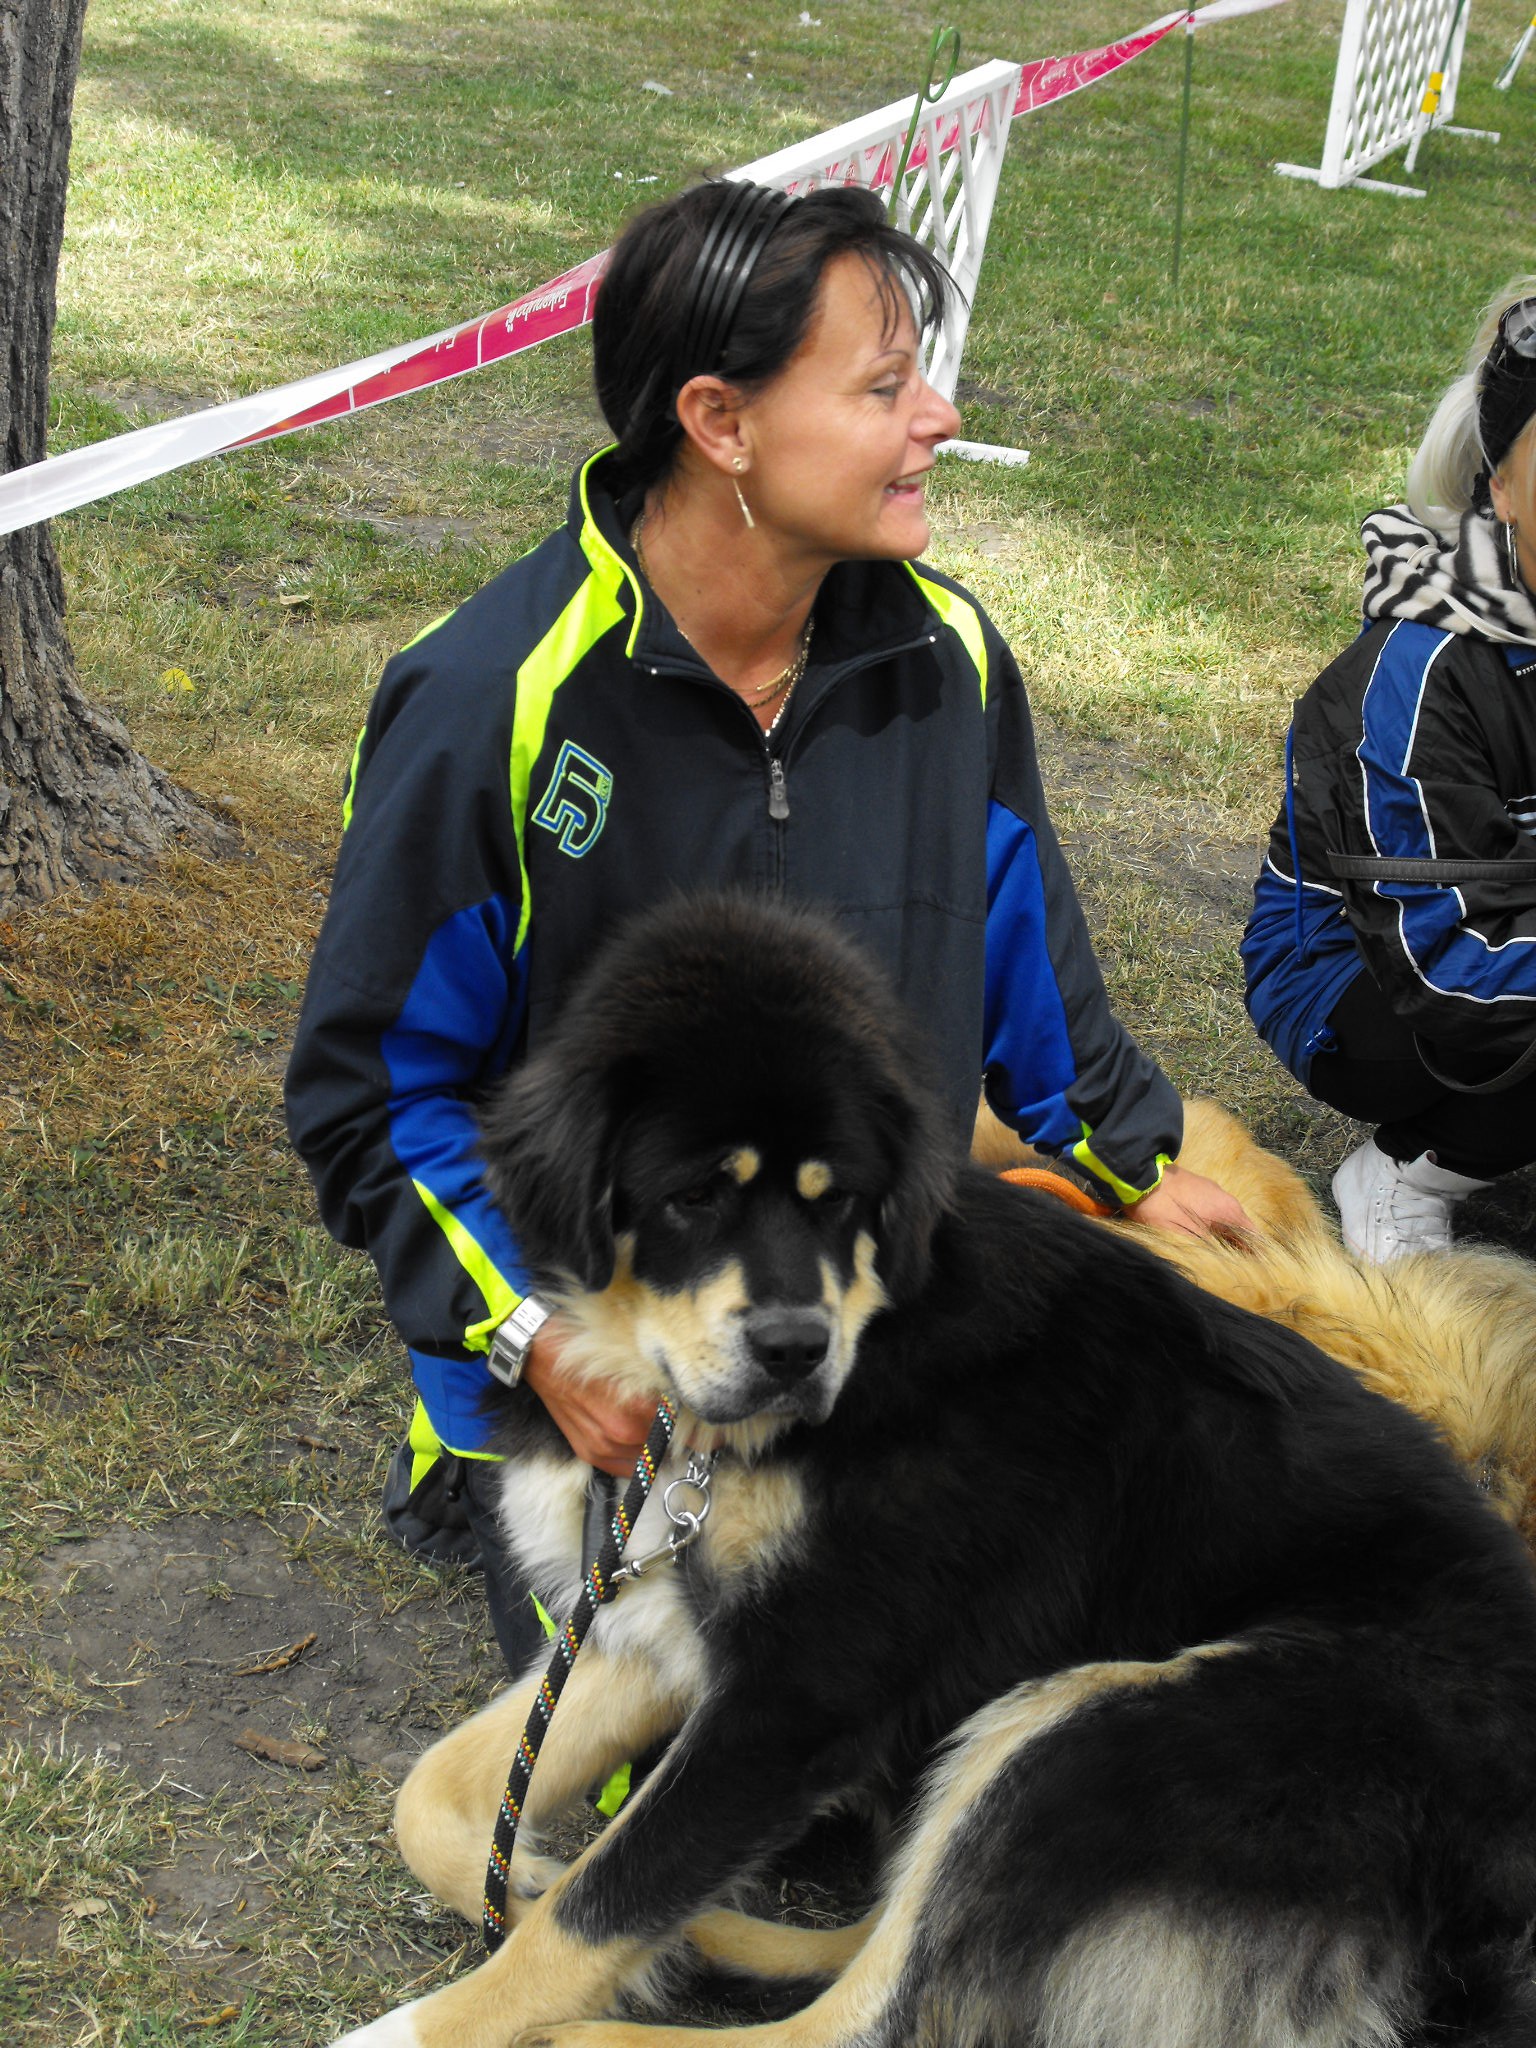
[479,893,1536,2047]
[481,892,954,1307]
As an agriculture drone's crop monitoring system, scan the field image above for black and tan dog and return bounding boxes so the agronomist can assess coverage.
[974,1095,1536,1552]
[336,895,1536,2048]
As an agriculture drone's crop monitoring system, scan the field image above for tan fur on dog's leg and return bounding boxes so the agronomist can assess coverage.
[342,1763,722,2048]
[339,1885,651,2048]
[685,1908,875,1981]
[396,1650,685,1924]
[515,2027,733,2046]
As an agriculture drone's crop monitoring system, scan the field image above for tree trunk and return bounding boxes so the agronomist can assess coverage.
[0,0,227,912]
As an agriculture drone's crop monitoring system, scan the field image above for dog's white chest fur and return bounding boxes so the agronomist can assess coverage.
[495,1444,808,1695]
[496,1448,707,1696]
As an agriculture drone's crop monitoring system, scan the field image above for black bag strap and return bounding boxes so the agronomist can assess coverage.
[1327,849,1536,1089]
[1327,850,1536,884]
[1413,1031,1536,1096]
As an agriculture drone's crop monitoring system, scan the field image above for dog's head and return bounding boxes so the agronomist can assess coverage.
[479,895,957,1427]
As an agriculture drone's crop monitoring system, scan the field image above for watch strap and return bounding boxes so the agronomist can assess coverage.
[487,1295,552,1388]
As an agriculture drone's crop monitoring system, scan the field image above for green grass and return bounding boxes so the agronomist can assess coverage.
[4,0,1536,2037]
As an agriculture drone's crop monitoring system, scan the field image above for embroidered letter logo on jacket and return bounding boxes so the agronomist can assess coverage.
[532,740,614,857]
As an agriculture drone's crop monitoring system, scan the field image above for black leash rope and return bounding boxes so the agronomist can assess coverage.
[482,1398,679,1954]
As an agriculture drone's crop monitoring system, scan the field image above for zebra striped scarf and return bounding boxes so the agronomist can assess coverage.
[1361,505,1536,645]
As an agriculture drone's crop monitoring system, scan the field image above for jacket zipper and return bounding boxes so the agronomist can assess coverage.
[642,626,940,837]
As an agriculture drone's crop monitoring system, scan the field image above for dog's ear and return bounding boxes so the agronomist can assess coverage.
[478,1049,620,1291]
[874,1084,958,1307]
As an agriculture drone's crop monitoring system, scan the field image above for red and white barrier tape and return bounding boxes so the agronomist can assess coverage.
[1013,13,1182,114]
[0,0,1285,538]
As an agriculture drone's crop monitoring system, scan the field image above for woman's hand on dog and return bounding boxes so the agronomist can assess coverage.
[1128,1162,1255,1245]
[523,1321,661,1475]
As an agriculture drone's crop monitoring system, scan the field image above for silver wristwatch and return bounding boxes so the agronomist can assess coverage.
[487,1294,552,1388]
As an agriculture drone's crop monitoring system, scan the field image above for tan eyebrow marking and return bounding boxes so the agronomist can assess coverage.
[726,1148,761,1186]
[796,1160,834,1202]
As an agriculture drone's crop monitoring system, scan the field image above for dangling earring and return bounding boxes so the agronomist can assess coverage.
[1507,519,1521,587]
[732,457,755,531]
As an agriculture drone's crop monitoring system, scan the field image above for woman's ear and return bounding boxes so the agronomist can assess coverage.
[1490,467,1513,524]
[674,374,748,477]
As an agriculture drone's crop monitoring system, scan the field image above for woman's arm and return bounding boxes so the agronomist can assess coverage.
[284,626,539,1444]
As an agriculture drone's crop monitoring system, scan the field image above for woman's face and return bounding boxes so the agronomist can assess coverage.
[735,252,962,569]
[1490,413,1536,594]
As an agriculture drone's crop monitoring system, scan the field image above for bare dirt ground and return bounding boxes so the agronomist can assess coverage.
[4,1506,861,2026]
[15,1516,461,1817]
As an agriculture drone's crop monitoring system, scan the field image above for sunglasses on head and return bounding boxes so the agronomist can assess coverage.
[1495,298,1536,360]
[1477,298,1536,475]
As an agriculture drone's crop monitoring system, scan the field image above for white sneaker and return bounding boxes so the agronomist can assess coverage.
[1331,1138,1491,1263]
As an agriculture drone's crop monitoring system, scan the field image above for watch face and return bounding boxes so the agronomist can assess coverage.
[489,1299,549,1385]
[489,1324,530,1387]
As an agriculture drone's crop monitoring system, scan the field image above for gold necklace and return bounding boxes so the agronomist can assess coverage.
[631,512,813,716]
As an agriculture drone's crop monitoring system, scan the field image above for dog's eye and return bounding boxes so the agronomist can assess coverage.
[666,1178,726,1222]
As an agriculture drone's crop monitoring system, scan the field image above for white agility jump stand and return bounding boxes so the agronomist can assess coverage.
[736,60,1029,465]
[1276,0,1496,197]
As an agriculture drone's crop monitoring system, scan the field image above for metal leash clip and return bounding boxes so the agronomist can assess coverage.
[609,1450,718,1589]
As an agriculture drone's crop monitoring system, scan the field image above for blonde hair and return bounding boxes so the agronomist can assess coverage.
[1405,274,1536,527]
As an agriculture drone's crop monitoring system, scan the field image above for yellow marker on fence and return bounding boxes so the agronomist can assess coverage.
[1404,0,1470,175]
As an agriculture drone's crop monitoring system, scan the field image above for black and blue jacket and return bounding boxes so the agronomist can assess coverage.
[285,452,1182,1451]
[1244,617,1536,1086]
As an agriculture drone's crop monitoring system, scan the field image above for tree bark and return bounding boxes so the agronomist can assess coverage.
[0,0,227,912]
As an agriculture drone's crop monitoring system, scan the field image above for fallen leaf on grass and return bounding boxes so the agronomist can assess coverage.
[63,1898,112,1919]
[190,2007,241,2029]
[234,1729,327,1770]
[233,1630,318,1677]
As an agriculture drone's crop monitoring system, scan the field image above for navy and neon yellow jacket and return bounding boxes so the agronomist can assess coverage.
[284,452,1182,1451]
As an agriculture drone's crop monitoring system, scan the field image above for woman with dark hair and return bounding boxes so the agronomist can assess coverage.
[1243,277,1536,1264]
[286,180,1248,1671]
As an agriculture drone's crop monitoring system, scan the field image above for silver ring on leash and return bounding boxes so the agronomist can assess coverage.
[611,1450,718,1588]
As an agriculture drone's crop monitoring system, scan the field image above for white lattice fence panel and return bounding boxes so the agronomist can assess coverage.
[735,60,1021,399]
[1326,0,1467,179]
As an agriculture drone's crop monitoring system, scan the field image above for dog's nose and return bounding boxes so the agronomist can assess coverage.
[745,1310,831,1383]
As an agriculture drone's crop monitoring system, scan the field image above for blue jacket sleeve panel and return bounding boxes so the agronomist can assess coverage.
[1345,621,1536,1049]
[981,630,1182,1199]
[408,1347,506,1453]
[380,898,535,1317]
[982,800,1085,1155]
[284,616,536,1422]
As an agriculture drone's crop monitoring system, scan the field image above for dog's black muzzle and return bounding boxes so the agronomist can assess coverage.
[744,1307,833,1384]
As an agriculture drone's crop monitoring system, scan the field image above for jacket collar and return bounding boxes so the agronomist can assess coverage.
[568,447,941,682]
